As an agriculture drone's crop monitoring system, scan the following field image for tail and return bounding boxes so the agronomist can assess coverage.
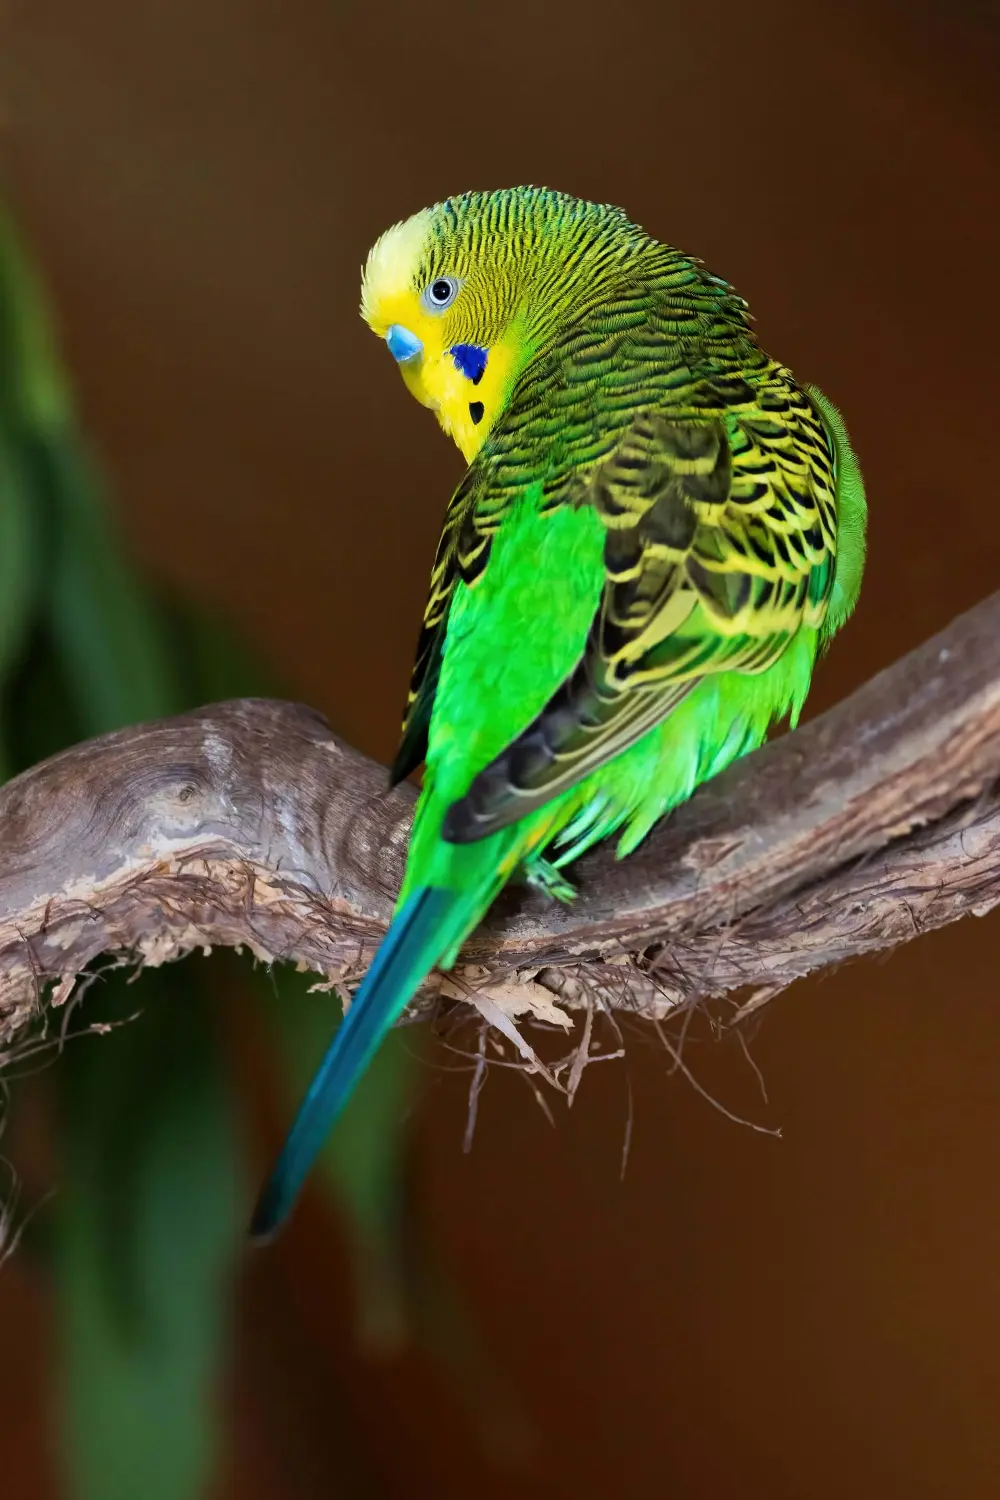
[250,886,467,1241]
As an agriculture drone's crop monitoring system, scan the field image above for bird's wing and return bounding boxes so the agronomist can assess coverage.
[390,275,695,782]
[439,313,840,840]
[389,517,456,784]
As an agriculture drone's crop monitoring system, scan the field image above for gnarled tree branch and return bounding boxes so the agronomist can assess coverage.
[2,591,999,1052]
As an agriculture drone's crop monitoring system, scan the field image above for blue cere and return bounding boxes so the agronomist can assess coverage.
[450,343,488,385]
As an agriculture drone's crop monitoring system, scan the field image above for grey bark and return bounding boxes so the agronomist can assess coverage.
[2,592,999,1053]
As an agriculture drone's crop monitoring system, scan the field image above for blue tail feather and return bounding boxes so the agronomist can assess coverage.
[250,886,457,1241]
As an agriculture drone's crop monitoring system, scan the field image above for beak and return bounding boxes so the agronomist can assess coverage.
[385,324,423,364]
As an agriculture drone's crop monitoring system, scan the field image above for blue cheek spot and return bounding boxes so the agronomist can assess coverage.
[449,343,488,386]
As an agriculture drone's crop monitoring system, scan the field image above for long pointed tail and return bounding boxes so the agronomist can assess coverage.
[250,886,464,1241]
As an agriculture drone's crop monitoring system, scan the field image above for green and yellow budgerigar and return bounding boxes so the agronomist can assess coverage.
[251,186,866,1238]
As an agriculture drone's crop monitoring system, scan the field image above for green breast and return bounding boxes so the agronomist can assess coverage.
[427,487,606,809]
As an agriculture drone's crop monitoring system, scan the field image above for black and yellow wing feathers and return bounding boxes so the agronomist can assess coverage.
[393,259,840,835]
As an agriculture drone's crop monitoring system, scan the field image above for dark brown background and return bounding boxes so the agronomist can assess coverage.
[3,1,1000,1495]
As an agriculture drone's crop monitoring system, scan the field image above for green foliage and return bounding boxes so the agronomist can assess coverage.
[45,433,184,733]
[54,974,242,1500]
[256,972,530,1460]
[0,204,419,1497]
[256,972,422,1353]
[0,206,245,1500]
[0,436,41,778]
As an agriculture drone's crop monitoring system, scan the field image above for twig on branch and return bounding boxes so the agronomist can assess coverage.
[1,592,999,1055]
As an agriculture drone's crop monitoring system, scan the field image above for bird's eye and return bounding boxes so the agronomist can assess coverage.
[422,276,460,312]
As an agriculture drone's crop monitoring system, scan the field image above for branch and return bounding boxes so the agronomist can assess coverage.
[2,592,999,1051]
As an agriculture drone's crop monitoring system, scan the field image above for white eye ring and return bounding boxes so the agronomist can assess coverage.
[421,275,461,312]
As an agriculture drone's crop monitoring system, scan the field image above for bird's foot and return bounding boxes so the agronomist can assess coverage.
[520,855,576,904]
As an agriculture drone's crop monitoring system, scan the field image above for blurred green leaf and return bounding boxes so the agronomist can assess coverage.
[0,436,43,779]
[0,438,40,678]
[256,967,422,1352]
[259,967,531,1457]
[43,434,183,735]
[0,201,73,434]
[163,590,282,704]
[0,204,246,1500]
[4,628,82,775]
[54,970,243,1500]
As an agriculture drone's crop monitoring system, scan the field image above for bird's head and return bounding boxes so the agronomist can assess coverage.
[360,186,647,462]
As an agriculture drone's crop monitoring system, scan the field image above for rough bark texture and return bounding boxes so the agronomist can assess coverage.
[1,592,999,1052]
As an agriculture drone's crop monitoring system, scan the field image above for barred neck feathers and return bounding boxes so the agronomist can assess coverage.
[361,187,704,461]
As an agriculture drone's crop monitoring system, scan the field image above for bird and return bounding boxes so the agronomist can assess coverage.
[250,186,866,1239]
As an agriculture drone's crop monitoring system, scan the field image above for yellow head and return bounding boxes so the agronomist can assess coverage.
[360,187,649,462]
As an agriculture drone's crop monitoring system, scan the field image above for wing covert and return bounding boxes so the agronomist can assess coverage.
[392,268,839,832]
[442,370,839,841]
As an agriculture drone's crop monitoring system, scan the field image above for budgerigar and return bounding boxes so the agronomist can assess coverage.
[251,187,866,1238]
